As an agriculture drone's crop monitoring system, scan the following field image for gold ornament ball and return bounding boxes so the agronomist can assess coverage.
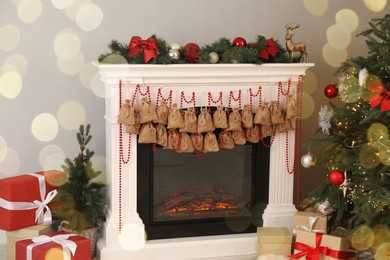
[351,225,375,251]
[208,52,219,64]
[359,144,380,169]
[301,152,316,168]
[375,242,390,259]
[169,49,180,60]
[367,123,389,143]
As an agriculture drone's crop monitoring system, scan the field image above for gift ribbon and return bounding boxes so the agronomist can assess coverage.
[366,79,390,112]
[290,233,351,260]
[294,213,327,234]
[27,234,77,260]
[128,36,159,63]
[0,173,57,225]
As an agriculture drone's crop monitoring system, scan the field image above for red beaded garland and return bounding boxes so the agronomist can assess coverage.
[208,91,223,106]
[180,91,196,109]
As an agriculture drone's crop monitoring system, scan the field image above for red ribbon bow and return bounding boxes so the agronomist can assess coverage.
[290,233,351,260]
[366,79,390,112]
[259,39,280,60]
[128,36,159,63]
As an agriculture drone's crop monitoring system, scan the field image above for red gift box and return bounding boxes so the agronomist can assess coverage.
[15,231,91,260]
[0,170,65,231]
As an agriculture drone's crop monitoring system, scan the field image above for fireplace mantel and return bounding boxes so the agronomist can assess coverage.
[96,63,314,259]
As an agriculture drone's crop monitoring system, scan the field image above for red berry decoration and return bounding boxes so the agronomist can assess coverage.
[324,84,338,99]
[328,169,345,186]
[184,43,200,63]
[232,37,247,47]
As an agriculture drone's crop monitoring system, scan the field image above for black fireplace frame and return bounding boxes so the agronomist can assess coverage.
[137,139,270,240]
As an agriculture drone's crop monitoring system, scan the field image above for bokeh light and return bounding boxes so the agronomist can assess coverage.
[301,93,315,119]
[375,242,390,259]
[118,223,146,251]
[39,144,65,171]
[338,74,362,103]
[90,72,106,98]
[303,0,328,16]
[0,25,21,51]
[322,43,347,67]
[335,9,359,33]
[363,0,388,12]
[367,123,389,143]
[65,0,91,22]
[351,225,375,250]
[54,30,81,60]
[44,247,63,260]
[375,139,390,166]
[17,0,43,24]
[31,113,59,142]
[75,3,103,31]
[0,148,21,175]
[51,0,75,10]
[3,54,28,77]
[372,224,390,250]
[359,144,380,169]
[91,156,107,183]
[302,70,318,95]
[0,71,23,99]
[79,62,97,89]
[57,101,86,130]
[57,52,85,75]
[326,24,351,50]
[0,136,7,161]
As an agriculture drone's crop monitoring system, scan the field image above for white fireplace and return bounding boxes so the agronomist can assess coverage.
[95,63,313,259]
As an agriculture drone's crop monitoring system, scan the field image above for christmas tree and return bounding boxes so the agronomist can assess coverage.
[308,14,390,256]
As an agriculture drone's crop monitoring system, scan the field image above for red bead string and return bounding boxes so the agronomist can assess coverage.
[228,90,242,110]
[249,86,262,112]
[180,91,196,109]
[156,88,173,108]
[295,75,304,205]
[278,79,292,96]
[131,84,152,106]
[260,126,277,148]
[207,91,223,107]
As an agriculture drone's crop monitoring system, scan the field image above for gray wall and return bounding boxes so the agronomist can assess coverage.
[0,0,388,242]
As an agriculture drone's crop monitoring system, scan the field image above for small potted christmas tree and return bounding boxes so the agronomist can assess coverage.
[52,124,106,257]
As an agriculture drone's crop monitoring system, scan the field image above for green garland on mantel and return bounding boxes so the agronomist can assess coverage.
[98,34,298,65]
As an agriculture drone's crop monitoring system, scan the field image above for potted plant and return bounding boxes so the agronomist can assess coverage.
[52,124,106,257]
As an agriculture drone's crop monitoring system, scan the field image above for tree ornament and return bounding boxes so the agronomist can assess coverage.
[318,105,333,135]
[169,49,180,60]
[324,84,338,99]
[168,41,181,50]
[208,52,219,64]
[301,151,316,168]
[184,43,200,63]
[358,68,369,86]
[328,169,345,186]
[232,37,247,47]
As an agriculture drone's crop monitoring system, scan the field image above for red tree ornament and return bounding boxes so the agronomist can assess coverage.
[328,170,345,186]
[324,84,338,99]
[184,43,200,63]
[232,37,247,47]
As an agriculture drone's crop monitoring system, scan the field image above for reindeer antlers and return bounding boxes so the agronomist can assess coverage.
[286,23,300,30]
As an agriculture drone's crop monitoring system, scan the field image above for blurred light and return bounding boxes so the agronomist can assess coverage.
[75,3,103,31]
[327,24,351,50]
[0,25,21,51]
[3,54,28,77]
[31,113,59,142]
[322,43,347,67]
[0,136,7,161]
[57,101,86,130]
[302,70,318,95]
[17,0,42,24]
[65,0,91,22]
[0,71,23,99]
[0,148,21,175]
[90,72,106,98]
[91,156,107,183]
[57,52,84,75]
[303,0,328,16]
[301,93,315,119]
[54,30,81,60]
[51,0,75,9]
[363,0,387,12]
[335,9,359,33]
[39,144,65,170]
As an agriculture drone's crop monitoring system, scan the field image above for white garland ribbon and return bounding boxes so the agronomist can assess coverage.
[0,173,57,225]
[294,213,326,234]
[27,234,77,260]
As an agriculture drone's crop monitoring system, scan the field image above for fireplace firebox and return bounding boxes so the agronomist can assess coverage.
[137,139,270,240]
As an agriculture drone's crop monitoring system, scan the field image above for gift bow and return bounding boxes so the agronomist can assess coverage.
[27,234,77,260]
[259,39,280,60]
[366,79,390,112]
[0,173,57,225]
[290,233,351,260]
[295,213,327,234]
[128,36,159,63]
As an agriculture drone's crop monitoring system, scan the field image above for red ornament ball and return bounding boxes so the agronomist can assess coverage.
[232,37,247,47]
[328,170,345,186]
[324,84,338,99]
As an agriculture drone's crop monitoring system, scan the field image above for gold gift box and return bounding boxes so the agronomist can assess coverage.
[6,225,53,260]
[257,227,292,256]
[293,230,350,260]
[293,211,327,233]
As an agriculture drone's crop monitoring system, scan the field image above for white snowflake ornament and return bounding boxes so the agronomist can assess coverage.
[318,105,333,135]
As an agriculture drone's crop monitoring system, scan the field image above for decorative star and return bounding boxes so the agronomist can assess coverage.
[318,105,333,135]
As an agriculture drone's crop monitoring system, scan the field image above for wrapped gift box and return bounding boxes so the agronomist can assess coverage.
[257,227,292,256]
[0,170,65,231]
[15,231,91,260]
[292,230,351,259]
[293,211,327,234]
[7,225,53,260]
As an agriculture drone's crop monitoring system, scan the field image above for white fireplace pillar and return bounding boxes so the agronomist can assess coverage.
[95,63,314,259]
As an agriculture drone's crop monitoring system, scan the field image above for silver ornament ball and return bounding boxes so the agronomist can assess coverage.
[169,49,180,60]
[208,52,219,64]
[301,152,317,168]
[168,41,181,50]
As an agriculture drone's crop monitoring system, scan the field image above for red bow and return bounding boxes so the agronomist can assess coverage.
[290,233,351,260]
[128,36,159,63]
[259,39,280,60]
[366,79,390,112]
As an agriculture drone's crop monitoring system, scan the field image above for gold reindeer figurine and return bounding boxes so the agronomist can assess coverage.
[285,23,308,63]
